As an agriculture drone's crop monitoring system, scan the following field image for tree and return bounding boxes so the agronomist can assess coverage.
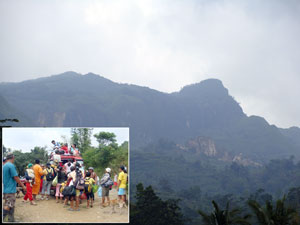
[70,128,92,153]
[248,196,299,225]
[286,187,300,216]
[10,147,48,175]
[0,118,19,124]
[198,200,251,225]
[94,131,116,146]
[130,183,185,225]
[248,189,273,206]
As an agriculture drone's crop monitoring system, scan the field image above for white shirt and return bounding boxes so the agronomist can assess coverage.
[53,154,61,162]
[64,163,72,174]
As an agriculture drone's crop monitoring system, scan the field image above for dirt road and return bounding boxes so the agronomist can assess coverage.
[12,188,129,223]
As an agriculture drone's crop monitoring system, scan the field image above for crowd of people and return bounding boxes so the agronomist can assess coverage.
[3,146,128,222]
[51,140,81,157]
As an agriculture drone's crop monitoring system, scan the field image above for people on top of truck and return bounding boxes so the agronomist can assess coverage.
[51,140,60,151]
[70,144,80,156]
[61,143,69,154]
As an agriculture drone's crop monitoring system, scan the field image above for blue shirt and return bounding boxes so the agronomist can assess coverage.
[3,162,18,193]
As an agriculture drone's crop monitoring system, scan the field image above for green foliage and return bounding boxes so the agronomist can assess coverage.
[81,131,128,177]
[94,131,116,146]
[70,128,92,153]
[130,183,185,225]
[3,146,48,175]
[286,187,300,215]
[248,196,299,225]
[198,200,251,225]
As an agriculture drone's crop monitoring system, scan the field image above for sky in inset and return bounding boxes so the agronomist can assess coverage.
[2,127,129,153]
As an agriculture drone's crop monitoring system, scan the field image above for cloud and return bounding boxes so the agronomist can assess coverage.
[0,0,299,127]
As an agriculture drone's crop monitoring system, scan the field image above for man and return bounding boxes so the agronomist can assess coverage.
[51,140,61,150]
[118,165,128,208]
[84,172,95,208]
[3,153,27,222]
[100,168,112,208]
[53,150,61,165]
[64,159,72,174]
[41,162,55,200]
[32,159,44,201]
[51,140,61,156]
[3,156,7,165]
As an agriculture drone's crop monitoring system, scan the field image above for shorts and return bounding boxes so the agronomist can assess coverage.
[3,193,16,209]
[102,186,110,197]
[114,182,117,186]
[86,192,93,200]
[118,188,126,195]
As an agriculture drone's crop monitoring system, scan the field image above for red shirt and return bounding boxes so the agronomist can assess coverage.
[61,146,68,154]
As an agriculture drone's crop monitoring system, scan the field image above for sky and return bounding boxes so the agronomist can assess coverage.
[2,127,129,153]
[0,0,299,128]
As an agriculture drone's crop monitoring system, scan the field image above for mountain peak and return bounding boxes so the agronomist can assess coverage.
[178,78,228,97]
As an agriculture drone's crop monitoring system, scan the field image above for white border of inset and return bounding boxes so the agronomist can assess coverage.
[1,126,130,224]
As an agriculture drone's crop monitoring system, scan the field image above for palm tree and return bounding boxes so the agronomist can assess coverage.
[248,196,299,225]
[198,200,251,225]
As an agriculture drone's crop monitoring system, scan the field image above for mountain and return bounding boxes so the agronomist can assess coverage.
[279,126,300,147]
[0,94,34,126]
[0,71,299,163]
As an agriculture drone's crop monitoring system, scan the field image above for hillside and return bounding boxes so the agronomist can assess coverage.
[0,71,299,163]
[0,94,34,126]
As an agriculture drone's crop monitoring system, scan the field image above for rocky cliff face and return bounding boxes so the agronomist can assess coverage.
[178,136,262,166]
[185,136,217,156]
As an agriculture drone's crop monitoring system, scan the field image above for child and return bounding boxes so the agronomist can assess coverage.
[84,172,95,208]
[114,173,118,189]
[23,163,37,205]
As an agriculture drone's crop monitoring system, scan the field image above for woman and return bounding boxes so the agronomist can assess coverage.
[56,166,66,203]
[114,173,118,189]
[88,167,97,201]
[70,144,79,156]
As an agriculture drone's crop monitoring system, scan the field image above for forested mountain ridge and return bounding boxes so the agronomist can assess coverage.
[0,71,299,163]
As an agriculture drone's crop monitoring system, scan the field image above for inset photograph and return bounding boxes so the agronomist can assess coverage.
[2,127,129,223]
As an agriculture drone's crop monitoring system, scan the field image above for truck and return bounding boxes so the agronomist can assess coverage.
[18,154,85,196]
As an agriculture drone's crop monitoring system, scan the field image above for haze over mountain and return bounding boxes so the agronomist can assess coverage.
[0,71,299,164]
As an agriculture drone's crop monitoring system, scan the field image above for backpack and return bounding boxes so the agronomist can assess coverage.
[84,177,92,193]
[62,185,76,196]
[104,178,114,188]
[46,168,55,181]
[76,177,85,190]
[60,182,67,193]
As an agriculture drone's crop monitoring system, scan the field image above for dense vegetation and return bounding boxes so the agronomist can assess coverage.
[129,183,300,225]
